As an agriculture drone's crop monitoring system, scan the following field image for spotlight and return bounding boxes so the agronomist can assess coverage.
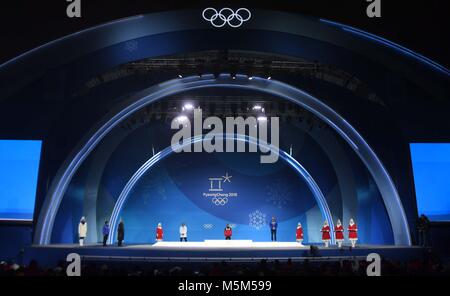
[252,105,262,111]
[267,76,272,80]
[176,115,188,122]
[257,116,268,121]
[249,76,253,80]
[183,103,194,111]
[178,74,183,78]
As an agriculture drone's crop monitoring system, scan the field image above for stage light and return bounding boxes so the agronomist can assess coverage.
[183,103,194,111]
[178,74,183,78]
[176,115,188,122]
[257,116,267,121]
[267,76,272,80]
[249,76,253,80]
[252,105,262,110]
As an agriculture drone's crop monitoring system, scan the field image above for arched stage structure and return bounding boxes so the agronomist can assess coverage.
[0,9,449,253]
[107,133,335,244]
[34,73,410,245]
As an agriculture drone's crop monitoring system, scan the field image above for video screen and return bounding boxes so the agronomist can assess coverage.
[410,143,450,222]
[0,140,42,221]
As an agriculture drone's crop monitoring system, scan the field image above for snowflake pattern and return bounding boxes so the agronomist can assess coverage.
[249,210,266,230]
[141,184,167,204]
[141,169,168,204]
[266,179,293,209]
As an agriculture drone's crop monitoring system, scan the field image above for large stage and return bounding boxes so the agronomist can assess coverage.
[24,240,425,267]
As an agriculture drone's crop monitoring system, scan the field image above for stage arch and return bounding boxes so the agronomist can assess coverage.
[2,9,444,246]
[107,134,335,244]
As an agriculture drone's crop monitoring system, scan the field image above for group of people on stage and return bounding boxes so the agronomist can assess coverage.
[271,217,358,248]
[76,217,125,247]
[77,216,358,248]
[319,218,358,248]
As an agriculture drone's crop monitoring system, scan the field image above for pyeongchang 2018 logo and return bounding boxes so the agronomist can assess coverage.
[170,109,280,164]
[203,172,238,206]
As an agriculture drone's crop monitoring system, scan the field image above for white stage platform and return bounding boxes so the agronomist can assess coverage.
[151,240,307,250]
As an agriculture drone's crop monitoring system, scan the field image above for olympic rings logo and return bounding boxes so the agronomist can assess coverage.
[212,197,228,205]
[202,8,251,28]
[203,224,214,229]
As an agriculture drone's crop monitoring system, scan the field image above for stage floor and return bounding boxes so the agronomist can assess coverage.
[24,241,424,266]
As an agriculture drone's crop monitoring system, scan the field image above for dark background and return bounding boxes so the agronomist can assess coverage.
[0,0,449,67]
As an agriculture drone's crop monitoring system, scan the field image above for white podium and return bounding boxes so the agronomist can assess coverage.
[152,240,306,249]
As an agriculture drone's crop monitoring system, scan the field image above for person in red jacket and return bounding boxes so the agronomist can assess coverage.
[348,218,358,247]
[321,221,331,247]
[156,223,163,242]
[334,219,344,248]
[224,224,232,240]
[296,222,304,246]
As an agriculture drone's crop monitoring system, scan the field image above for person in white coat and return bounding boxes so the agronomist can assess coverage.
[78,216,87,246]
[179,223,187,242]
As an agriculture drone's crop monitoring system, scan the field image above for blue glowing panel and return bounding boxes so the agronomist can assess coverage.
[0,140,42,221]
[410,143,450,221]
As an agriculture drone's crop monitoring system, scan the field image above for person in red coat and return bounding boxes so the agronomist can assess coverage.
[348,218,358,247]
[224,224,232,240]
[321,221,331,247]
[156,223,163,242]
[334,219,344,248]
[296,223,304,246]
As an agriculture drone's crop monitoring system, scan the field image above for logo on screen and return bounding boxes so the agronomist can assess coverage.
[203,172,238,205]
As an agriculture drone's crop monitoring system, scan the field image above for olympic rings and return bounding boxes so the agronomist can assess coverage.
[202,8,251,28]
[203,224,214,229]
[211,197,228,205]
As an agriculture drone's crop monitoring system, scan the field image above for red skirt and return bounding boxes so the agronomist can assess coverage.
[349,231,358,239]
[156,229,163,240]
[335,231,344,240]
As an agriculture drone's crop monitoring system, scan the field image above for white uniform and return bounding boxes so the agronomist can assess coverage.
[78,221,87,246]
[179,225,187,238]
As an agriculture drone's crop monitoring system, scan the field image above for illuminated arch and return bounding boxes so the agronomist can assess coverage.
[35,74,411,245]
[107,134,335,244]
